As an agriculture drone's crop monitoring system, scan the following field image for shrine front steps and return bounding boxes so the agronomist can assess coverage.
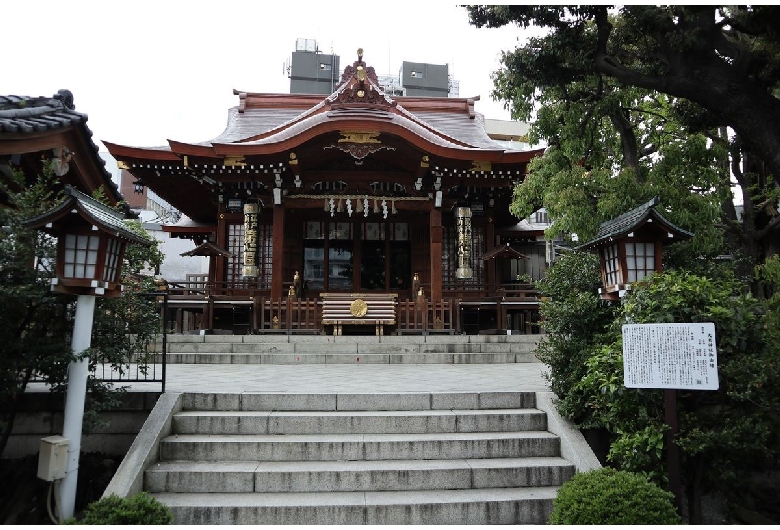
[150,333,544,365]
[140,391,577,524]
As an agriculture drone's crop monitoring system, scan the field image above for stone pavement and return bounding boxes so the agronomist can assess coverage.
[124,362,550,394]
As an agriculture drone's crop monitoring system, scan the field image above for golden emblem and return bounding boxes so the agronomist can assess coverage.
[350,299,368,318]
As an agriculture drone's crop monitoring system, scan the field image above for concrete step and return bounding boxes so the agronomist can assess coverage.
[151,333,544,365]
[171,408,548,435]
[151,486,560,525]
[158,431,561,462]
[157,351,541,364]
[180,391,538,411]
[145,457,575,493]
[140,390,580,524]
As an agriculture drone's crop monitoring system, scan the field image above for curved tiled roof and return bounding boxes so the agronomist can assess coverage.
[578,197,694,250]
[0,91,85,133]
[22,185,149,245]
[0,90,120,201]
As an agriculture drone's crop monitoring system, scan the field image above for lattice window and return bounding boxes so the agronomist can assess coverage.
[102,237,121,283]
[226,222,273,288]
[625,241,655,283]
[226,224,244,284]
[470,225,485,287]
[601,244,621,287]
[63,234,99,279]
[442,226,456,284]
[256,224,273,289]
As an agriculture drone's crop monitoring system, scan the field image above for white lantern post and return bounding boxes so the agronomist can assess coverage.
[23,185,150,520]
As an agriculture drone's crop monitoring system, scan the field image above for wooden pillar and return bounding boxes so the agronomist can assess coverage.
[271,205,285,300]
[430,208,443,300]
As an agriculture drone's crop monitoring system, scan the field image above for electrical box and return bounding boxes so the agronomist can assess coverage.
[37,436,69,481]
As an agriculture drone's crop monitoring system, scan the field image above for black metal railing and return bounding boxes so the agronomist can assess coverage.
[29,291,168,392]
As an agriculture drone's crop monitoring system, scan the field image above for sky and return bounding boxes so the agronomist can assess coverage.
[4,1,538,152]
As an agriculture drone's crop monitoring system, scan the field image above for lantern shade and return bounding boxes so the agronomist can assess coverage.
[577,197,693,299]
[22,185,151,297]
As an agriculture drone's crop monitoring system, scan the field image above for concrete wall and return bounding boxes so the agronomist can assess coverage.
[3,392,160,459]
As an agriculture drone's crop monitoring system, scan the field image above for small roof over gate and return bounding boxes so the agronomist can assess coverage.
[481,243,528,261]
[180,241,234,258]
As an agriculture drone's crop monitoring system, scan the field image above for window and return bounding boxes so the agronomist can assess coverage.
[102,237,121,282]
[226,222,273,289]
[63,234,99,279]
[443,224,485,288]
[319,63,332,71]
[625,241,655,282]
[601,244,620,287]
[226,224,245,284]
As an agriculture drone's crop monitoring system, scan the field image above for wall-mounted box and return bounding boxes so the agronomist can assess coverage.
[37,436,70,481]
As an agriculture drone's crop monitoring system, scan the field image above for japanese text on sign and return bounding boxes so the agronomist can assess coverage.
[622,323,718,390]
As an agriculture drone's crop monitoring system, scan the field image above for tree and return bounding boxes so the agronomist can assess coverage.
[0,167,73,456]
[0,167,164,457]
[537,251,780,523]
[466,5,780,274]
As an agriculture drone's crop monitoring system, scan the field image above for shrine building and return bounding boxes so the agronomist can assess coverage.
[104,50,547,335]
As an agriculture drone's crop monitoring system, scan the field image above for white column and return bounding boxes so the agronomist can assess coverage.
[59,294,96,520]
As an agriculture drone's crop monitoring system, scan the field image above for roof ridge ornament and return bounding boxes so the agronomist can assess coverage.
[330,48,397,108]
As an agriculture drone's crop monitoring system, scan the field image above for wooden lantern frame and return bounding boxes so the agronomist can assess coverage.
[22,185,151,298]
[578,198,693,300]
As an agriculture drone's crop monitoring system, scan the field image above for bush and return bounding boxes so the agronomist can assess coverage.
[69,491,173,525]
[549,467,681,524]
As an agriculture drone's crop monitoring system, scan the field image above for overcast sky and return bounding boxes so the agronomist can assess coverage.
[4,1,538,151]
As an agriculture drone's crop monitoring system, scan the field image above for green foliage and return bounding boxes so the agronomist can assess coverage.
[549,467,681,525]
[0,166,74,455]
[534,252,619,422]
[0,163,164,456]
[534,246,780,516]
[90,219,163,386]
[467,6,780,519]
[68,492,173,525]
[466,5,778,266]
[623,270,780,504]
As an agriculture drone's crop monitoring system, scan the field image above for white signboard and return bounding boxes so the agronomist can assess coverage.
[622,323,718,390]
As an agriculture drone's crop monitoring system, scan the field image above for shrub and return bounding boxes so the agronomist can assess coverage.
[69,491,173,525]
[549,467,681,524]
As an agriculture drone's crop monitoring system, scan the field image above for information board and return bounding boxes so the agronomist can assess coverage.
[622,323,718,390]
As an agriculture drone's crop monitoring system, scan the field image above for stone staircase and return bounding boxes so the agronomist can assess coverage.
[143,391,575,524]
[155,333,543,365]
